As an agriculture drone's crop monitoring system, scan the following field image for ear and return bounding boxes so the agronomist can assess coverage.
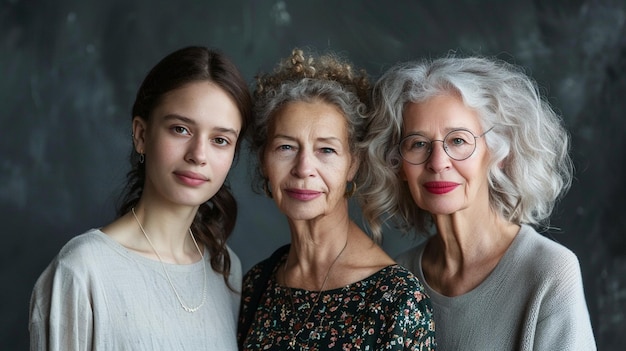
[132,116,148,154]
[347,155,360,182]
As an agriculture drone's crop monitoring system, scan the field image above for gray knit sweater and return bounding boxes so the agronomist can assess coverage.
[396,224,596,351]
[30,229,241,351]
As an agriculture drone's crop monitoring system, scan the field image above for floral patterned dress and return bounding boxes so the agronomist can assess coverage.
[238,247,436,350]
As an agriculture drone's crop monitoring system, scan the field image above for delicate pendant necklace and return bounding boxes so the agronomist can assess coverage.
[132,208,207,313]
[284,239,348,348]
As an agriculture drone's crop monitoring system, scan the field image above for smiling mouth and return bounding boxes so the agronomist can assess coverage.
[175,171,208,186]
[176,170,208,180]
[423,182,459,194]
[285,189,322,201]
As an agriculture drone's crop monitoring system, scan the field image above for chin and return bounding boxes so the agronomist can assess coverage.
[422,205,461,216]
[171,194,216,207]
[281,209,323,221]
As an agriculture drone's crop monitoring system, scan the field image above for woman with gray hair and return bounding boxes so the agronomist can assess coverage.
[363,55,595,350]
[237,48,436,350]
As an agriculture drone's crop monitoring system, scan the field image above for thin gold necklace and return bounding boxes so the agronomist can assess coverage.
[131,207,207,313]
[284,239,348,348]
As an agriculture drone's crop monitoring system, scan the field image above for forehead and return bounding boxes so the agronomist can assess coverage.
[270,100,348,138]
[154,81,242,129]
[403,94,482,133]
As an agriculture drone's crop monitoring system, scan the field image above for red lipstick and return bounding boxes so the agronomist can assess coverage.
[423,181,460,194]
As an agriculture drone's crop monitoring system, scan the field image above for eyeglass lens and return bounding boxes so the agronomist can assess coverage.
[400,129,478,164]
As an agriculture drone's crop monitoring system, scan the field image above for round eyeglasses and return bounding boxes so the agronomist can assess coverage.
[399,127,493,165]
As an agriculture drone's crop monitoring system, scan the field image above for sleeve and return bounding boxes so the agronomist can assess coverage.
[236,263,264,347]
[29,259,94,351]
[384,269,437,351]
[226,245,243,292]
[532,253,596,351]
[400,288,437,350]
[237,244,289,347]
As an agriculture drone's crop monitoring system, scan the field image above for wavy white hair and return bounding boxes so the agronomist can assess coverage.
[361,56,574,234]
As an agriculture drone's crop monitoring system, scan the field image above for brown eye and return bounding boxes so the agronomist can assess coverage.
[173,126,190,135]
[213,137,229,145]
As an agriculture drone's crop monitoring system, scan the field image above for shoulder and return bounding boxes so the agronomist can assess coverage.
[31,229,112,303]
[370,265,431,305]
[33,229,125,288]
[384,265,427,292]
[51,229,114,267]
[505,225,585,303]
[226,245,242,274]
[395,240,428,274]
[515,225,581,273]
[368,265,435,334]
[225,244,243,289]
[512,227,594,345]
[242,244,289,287]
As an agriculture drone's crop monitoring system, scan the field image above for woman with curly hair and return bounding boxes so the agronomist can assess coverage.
[363,55,595,350]
[29,46,252,350]
[237,48,436,350]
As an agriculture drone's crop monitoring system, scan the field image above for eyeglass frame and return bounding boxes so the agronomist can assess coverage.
[398,127,494,165]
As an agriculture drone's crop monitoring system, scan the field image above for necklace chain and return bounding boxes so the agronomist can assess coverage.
[284,238,348,348]
[131,208,207,313]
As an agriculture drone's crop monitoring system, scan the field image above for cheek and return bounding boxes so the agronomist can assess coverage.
[400,165,424,200]
[405,179,422,199]
[212,150,236,171]
[324,163,351,190]
[400,162,419,182]
[148,136,178,158]
[147,143,174,167]
[263,157,288,182]
[399,166,408,181]
[458,160,488,183]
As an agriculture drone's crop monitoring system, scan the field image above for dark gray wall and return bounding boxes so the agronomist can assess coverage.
[2,0,624,349]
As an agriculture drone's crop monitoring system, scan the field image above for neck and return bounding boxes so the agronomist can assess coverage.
[130,203,201,264]
[283,218,354,291]
[422,211,519,296]
[431,211,517,262]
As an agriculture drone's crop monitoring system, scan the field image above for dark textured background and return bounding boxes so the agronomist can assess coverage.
[2,0,624,349]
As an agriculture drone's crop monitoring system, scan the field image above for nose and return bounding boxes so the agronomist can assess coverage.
[426,140,451,173]
[185,137,208,166]
[291,150,315,178]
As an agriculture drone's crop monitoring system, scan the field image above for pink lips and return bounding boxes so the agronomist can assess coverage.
[285,189,322,201]
[423,181,460,194]
[175,171,208,187]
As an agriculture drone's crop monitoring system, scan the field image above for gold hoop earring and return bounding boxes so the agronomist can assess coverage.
[263,179,273,198]
[345,180,357,197]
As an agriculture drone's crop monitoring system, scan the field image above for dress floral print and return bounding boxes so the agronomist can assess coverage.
[238,252,436,350]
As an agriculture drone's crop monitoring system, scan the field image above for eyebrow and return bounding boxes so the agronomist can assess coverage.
[215,127,240,138]
[405,127,474,136]
[272,134,342,144]
[163,114,239,137]
[163,114,196,125]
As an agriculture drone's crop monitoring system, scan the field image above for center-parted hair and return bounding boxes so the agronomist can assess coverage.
[362,55,574,234]
[118,46,252,289]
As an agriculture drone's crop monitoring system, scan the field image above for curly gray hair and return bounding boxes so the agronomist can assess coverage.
[248,49,386,240]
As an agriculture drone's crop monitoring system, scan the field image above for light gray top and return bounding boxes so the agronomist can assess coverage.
[30,229,242,351]
[396,224,596,351]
